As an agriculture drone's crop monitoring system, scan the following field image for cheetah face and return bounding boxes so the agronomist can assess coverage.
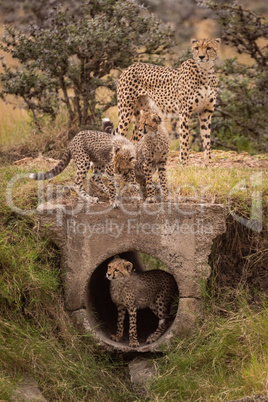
[191,38,221,67]
[139,111,162,134]
[106,257,133,280]
[113,147,136,175]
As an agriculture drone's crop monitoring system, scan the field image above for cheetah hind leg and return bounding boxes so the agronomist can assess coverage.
[146,318,167,344]
[146,300,168,343]
[75,187,99,204]
[62,184,99,203]
[92,166,109,193]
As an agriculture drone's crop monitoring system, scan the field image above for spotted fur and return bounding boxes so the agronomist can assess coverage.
[117,38,221,164]
[103,112,169,202]
[135,110,169,202]
[106,256,177,347]
[29,130,136,206]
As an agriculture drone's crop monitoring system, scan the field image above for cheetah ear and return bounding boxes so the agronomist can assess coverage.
[124,261,133,272]
[191,38,198,44]
[215,38,221,44]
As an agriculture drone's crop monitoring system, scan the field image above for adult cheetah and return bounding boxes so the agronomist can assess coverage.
[117,38,221,164]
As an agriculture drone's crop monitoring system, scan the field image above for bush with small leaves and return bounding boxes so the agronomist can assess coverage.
[0,0,174,130]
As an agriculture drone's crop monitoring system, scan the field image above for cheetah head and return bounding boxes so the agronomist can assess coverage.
[191,38,221,68]
[112,136,136,175]
[106,256,133,280]
[139,110,162,135]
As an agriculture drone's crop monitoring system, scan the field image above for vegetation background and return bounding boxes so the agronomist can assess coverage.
[0,0,268,400]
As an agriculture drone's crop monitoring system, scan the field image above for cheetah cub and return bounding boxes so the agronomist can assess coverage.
[103,111,170,202]
[29,130,137,207]
[106,256,178,347]
[136,110,170,202]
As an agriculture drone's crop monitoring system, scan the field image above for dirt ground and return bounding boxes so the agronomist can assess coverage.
[11,149,268,170]
[168,149,268,169]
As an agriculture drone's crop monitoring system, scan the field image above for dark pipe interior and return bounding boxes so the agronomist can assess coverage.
[87,251,179,345]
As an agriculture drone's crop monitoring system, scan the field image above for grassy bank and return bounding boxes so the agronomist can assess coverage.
[0,181,133,400]
[149,302,268,401]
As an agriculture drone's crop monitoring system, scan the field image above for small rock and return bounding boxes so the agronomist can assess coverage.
[128,357,156,397]
[70,309,91,333]
[11,375,47,402]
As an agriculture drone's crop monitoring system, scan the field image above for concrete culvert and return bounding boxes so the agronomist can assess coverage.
[36,202,227,352]
[86,252,179,352]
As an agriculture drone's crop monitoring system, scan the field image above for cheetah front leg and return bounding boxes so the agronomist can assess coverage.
[105,163,119,208]
[117,95,134,137]
[178,113,190,165]
[92,165,109,193]
[131,96,150,143]
[127,306,139,347]
[143,161,156,203]
[158,160,168,201]
[123,169,141,201]
[198,108,214,164]
[111,305,126,343]
[131,109,142,143]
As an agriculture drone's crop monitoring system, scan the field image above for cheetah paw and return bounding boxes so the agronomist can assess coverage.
[78,193,99,204]
[146,334,156,344]
[111,199,120,208]
[87,196,99,204]
[110,334,121,342]
[129,339,140,348]
[145,196,157,203]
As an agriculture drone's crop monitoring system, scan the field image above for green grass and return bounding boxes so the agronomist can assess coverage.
[148,301,268,401]
[168,163,265,202]
[0,169,133,401]
[140,253,168,271]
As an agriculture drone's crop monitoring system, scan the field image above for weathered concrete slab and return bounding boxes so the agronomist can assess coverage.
[37,201,226,351]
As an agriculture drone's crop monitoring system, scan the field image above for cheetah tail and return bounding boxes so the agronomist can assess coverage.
[102,118,115,135]
[29,149,71,180]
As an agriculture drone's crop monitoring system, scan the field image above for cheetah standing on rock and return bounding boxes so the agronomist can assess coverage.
[103,111,169,202]
[29,130,137,207]
[117,38,221,164]
[135,110,170,202]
